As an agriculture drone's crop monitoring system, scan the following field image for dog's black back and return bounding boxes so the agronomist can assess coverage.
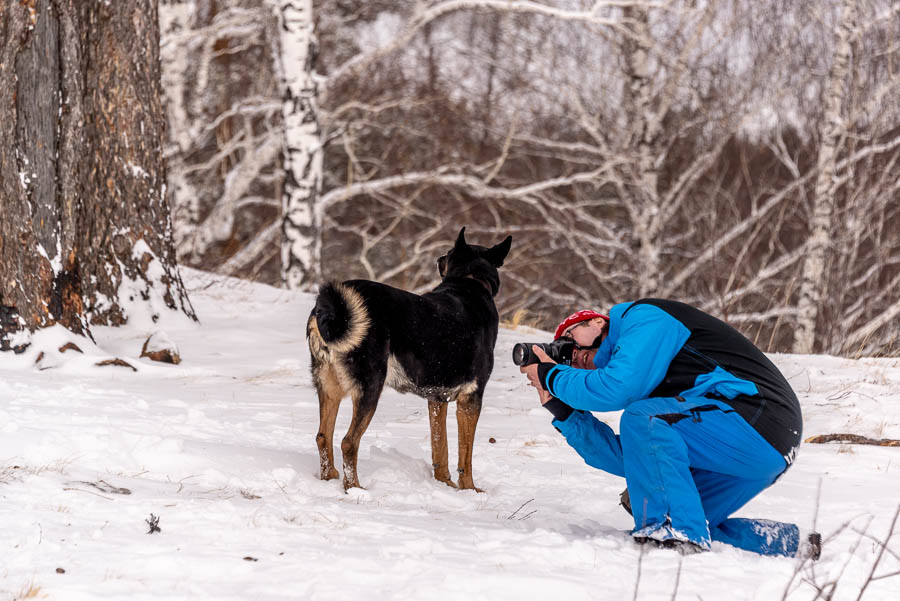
[308,227,512,490]
[327,277,498,394]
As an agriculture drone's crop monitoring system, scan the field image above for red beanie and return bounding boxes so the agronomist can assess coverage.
[554,309,609,340]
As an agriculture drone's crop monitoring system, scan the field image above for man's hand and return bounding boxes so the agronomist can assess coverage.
[519,345,556,405]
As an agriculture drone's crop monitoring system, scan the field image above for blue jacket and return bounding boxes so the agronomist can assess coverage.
[538,299,802,461]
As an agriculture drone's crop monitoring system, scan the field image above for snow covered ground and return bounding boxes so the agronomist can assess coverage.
[2,271,899,601]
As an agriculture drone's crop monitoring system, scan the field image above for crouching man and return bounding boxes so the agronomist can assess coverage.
[519,301,820,557]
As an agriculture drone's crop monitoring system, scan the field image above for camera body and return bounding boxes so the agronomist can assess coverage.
[512,338,575,367]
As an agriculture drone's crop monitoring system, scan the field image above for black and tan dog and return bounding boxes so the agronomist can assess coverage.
[306,228,512,491]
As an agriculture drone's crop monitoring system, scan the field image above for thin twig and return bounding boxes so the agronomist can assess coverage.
[62,487,114,501]
[670,556,683,601]
[855,504,900,601]
[632,542,645,601]
[507,498,534,520]
[871,570,900,582]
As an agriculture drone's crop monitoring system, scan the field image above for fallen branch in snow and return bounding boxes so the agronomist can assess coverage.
[805,434,900,447]
[95,358,137,372]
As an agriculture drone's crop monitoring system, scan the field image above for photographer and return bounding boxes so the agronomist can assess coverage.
[518,301,819,557]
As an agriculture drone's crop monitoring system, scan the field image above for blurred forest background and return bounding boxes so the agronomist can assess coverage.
[159,0,900,357]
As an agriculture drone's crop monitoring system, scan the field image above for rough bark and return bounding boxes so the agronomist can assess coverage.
[275,0,323,290]
[0,0,195,353]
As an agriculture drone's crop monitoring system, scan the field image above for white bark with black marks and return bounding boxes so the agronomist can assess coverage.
[793,0,858,354]
[275,0,323,290]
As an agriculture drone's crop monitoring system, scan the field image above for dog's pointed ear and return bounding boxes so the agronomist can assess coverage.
[454,227,468,250]
[486,235,512,267]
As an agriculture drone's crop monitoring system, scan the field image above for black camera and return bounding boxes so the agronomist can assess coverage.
[512,338,575,367]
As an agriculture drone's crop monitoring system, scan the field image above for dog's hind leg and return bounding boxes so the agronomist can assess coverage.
[455,391,484,492]
[427,399,456,488]
[340,378,384,491]
[314,364,343,481]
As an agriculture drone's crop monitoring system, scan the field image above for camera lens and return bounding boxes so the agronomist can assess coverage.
[512,344,527,366]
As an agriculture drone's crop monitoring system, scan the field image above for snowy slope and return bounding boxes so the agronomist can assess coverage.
[2,271,899,601]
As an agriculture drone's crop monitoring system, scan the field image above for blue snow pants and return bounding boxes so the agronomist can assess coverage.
[554,396,800,556]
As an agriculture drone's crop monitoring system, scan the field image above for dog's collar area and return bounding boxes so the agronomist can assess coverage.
[464,274,494,295]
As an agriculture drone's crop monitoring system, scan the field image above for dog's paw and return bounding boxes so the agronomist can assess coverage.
[342,479,364,492]
[320,467,340,481]
[458,480,484,493]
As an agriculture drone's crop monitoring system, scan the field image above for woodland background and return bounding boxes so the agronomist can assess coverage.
[161,0,900,357]
[2,6,899,599]
[2,0,898,357]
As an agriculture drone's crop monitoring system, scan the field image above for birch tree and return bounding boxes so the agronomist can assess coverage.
[0,0,195,353]
[275,0,323,290]
[160,1,283,280]
[621,4,665,296]
[792,0,859,354]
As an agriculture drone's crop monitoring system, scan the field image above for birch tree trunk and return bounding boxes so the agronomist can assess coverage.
[159,0,197,257]
[793,0,858,354]
[0,0,195,353]
[622,5,662,297]
[275,0,323,290]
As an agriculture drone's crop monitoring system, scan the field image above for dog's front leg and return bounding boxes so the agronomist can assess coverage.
[427,399,456,488]
[455,393,483,492]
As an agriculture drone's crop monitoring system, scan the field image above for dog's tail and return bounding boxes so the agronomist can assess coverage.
[308,282,370,355]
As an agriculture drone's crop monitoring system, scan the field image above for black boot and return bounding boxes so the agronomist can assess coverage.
[619,488,632,516]
[797,532,822,561]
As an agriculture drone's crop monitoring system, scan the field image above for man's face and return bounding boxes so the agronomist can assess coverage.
[571,346,598,370]
[561,318,606,370]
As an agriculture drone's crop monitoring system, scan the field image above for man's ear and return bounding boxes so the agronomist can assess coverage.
[485,235,512,267]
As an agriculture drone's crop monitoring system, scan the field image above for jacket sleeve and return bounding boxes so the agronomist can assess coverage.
[551,410,626,477]
[540,303,690,411]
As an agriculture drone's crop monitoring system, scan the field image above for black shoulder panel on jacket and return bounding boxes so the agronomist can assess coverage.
[627,299,802,458]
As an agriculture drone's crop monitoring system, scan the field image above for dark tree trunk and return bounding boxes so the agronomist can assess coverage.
[0,0,194,353]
